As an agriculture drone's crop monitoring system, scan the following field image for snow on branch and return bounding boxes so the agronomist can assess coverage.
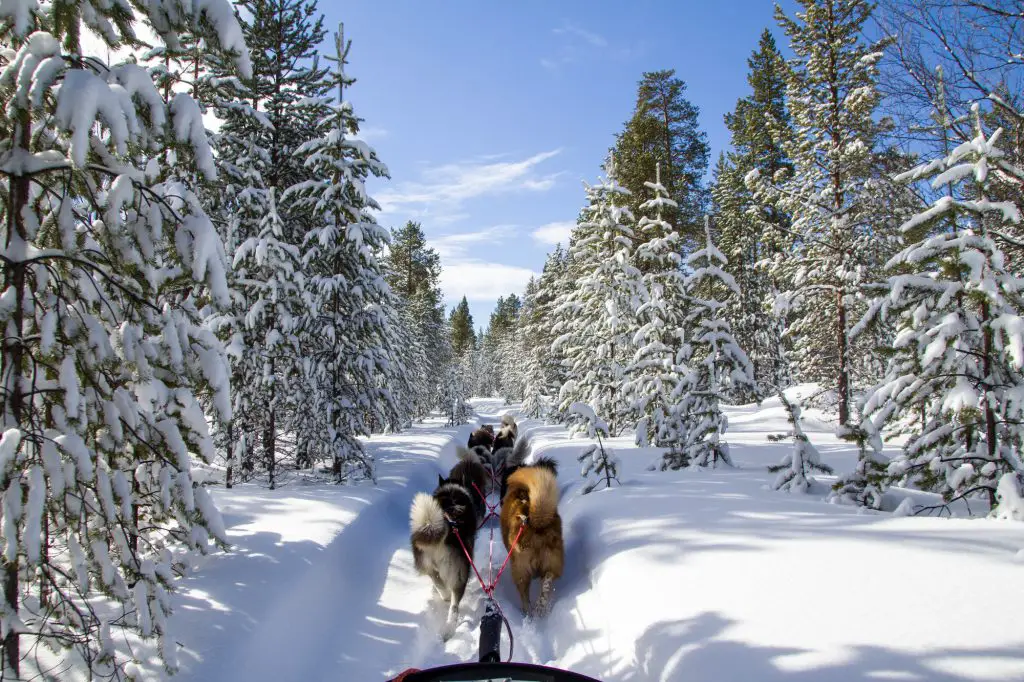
[768,392,833,493]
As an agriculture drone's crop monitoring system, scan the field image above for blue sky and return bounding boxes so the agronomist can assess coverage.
[323,1,798,330]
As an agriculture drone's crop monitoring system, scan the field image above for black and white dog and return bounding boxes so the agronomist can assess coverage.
[409,450,488,639]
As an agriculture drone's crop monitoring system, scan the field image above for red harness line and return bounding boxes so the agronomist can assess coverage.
[442,458,527,662]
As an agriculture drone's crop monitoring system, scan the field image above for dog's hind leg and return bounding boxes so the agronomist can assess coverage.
[511,563,532,616]
[441,568,468,641]
[535,573,556,618]
[430,571,450,602]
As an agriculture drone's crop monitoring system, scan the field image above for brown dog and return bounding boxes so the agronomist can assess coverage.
[468,425,495,450]
[500,454,563,618]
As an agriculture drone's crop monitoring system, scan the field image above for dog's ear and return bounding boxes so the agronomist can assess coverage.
[437,473,446,488]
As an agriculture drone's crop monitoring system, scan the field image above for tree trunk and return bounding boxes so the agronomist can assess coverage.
[225,420,234,489]
[264,370,276,490]
[837,290,850,426]
[981,298,999,506]
[1,105,30,678]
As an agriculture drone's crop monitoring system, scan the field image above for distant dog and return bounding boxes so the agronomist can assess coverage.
[409,473,479,639]
[450,446,489,521]
[468,424,495,450]
[501,449,564,618]
[493,425,516,454]
[501,414,518,437]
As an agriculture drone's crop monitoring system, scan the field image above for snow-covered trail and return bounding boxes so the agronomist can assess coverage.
[163,399,513,682]
[148,395,1024,682]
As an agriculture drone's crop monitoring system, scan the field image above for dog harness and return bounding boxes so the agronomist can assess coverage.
[442,461,527,662]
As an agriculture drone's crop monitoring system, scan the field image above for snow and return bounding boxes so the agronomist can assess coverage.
[108,396,1024,682]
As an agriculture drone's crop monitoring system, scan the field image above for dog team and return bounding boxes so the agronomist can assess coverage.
[408,415,565,639]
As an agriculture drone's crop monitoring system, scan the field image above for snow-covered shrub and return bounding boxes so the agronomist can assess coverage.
[768,392,834,493]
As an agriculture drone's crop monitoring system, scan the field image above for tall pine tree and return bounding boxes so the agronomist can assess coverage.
[611,70,710,251]
[859,109,1024,508]
[713,29,794,398]
[554,160,646,435]
[748,0,892,425]
[449,296,476,359]
[621,165,690,453]
[286,23,392,482]
[669,220,756,468]
[0,2,248,676]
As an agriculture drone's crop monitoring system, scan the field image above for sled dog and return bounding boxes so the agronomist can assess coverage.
[450,446,490,521]
[409,473,479,639]
[468,424,495,450]
[501,451,564,618]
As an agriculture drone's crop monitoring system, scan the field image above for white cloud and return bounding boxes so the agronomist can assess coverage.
[440,262,538,303]
[543,22,638,71]
[432,226,514,260]
[552,24,608,48]
[375,149,562,216]
[530,221,575,246]
[357,126,389,142]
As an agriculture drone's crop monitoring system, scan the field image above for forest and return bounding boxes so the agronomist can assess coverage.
[1,0,1024,679]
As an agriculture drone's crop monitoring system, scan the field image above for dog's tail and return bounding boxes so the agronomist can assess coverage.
[531,454,559,477]
[508,464,560,528]
[410,492,447,545]
[505,431,532,470]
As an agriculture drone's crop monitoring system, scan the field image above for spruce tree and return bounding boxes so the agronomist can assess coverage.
[748,0,892,425]
[520,277,548,418]
[860,109,1024,508]
[0,2,248,676]
[555,160,646,436]
[670,220,756,469]
[449,296,476,359]
[621,165,690,453]
[286,23,391,482]
[382,221,447,416]
[210,0,330,485]
[611,70,710,250]
[713,29,794,398]
[768,392,834,492]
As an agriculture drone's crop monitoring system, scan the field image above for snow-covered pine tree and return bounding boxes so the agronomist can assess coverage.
[382,221,448,419]
[671,218,756,468]
[713,29,794,399]
[520,277,548,418]
[747,0,893,425]
[829,410,887,508]
[768,392,834,492]
[569,403,621,494]
[537,245,574,423]
[621,164,690,455]
[554,159,646,436]
[440,335,472,427]
[286,23,392,482]
[208,0,329,485]
[220,187,304,489]
[859,107,1024,510]
[0,2,249,676]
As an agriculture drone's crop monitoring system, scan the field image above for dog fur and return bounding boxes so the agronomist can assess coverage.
[450,446,489,520]
[501,414,518,436]
[493,426,516,454]
[495,432,531,500]
[409,477,478,639]
[468,425,495,450]
[500,451,564,618]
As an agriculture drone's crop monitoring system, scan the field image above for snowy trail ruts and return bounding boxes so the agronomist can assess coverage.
[176,422,471,682]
